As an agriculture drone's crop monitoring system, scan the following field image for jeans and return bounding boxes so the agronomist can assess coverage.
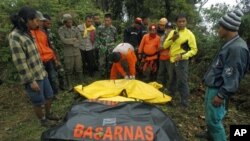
[25,77,53,106]
[44,60,58,95]
[205,87,227,141]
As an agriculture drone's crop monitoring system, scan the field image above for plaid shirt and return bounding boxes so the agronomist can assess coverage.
[9,29,47,84]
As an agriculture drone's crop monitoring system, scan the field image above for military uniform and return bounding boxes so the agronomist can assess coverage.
[95,24,117,78]
[58,25,83,86]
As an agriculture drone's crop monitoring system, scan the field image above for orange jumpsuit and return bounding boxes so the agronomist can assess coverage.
[110,43,137,79]
[138,33,160,72]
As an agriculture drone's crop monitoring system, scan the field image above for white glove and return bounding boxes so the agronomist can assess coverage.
[129,75,135,79]
[124,75,129,79]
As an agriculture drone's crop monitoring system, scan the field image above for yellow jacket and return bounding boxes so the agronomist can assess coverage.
[163,28,197,63]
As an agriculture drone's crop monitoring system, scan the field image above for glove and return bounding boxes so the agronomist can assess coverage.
[129,75,135,79]
[124,75,129,79]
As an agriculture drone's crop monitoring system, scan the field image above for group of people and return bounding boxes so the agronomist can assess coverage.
[8,5,249,141]
[110,14,198,110]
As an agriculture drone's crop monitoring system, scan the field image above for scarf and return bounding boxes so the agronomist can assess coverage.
[83,24,95,38]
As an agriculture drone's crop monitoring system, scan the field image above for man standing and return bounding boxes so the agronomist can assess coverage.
[77,15,96,77]
[138,24,160,82]
[58,14,83,88]
[199,10,249,141]
[95,13,117,78]
[9,6,56,127]
[92,13,101,70]
[157,18,173,90]
[123,17,143,52]
[163,14,198,108]
[43,14,67,91]
[31,11,59,99]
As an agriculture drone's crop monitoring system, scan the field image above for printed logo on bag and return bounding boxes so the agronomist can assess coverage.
[73,123,154,140]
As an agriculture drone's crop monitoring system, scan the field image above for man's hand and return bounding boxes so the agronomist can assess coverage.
[129,75,135,79]
[172,31,179,41]
[30,81,40,92]
[124,75,129,79]
[175,54,182,62]
[212,95,223,107]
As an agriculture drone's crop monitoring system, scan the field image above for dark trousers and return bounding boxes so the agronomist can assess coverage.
[157,60,171,87]
[44,60,58,95]
[168,60,189,107]
[81,49,96,76]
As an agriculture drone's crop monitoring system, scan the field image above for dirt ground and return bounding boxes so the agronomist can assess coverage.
[0,80,249,141]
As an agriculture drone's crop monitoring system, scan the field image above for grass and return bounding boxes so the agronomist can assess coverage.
[0,79,249,141]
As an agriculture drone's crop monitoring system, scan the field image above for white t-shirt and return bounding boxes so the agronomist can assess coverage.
[113,43,134,54]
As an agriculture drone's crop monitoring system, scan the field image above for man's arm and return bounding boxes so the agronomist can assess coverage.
[218,47,249,99]
[9,38,34,84]
[58,27,76,45]
[163,30,175,49]
[127,50,137,76]
[113,62,126,77]
[181,32,198,60]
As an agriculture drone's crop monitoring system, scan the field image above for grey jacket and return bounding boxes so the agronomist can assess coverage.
[204,35,249,99]
[58,25,81,56]
[77,24,95,51]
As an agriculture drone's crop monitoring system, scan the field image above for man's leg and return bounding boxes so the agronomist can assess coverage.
[157,60,165,86]
[33,106,45,120]
[176,60,189,107]
[64,56,74,89]
[75,54,84,84]
[168,62,177,96]
[25,78,55,127]
[43,76,60,120]
[44,60,59,96]
[205,87,227,141]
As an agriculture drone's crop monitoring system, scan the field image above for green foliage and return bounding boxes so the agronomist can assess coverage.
[239,13,250,46]
[0,47,11,63]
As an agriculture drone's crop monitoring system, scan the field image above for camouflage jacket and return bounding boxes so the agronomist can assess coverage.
[96,24,117,54]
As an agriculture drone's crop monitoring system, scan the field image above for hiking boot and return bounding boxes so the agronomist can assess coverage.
[46,112,61,121]
[41,119,56,127]
[195,131,213,141]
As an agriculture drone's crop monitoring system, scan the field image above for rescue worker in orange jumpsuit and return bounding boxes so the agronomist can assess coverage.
[138,24,160,81]
[109,43,137,79]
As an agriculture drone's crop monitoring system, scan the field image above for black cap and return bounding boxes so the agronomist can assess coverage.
[166,22,173,28]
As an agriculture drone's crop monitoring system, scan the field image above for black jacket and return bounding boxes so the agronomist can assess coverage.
[204,35,250,98]
[123,26,142,49]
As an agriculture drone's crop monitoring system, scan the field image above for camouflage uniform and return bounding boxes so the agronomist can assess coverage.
[95,24,117,78]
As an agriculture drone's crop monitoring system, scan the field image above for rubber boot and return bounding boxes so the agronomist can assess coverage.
[76,72,84,85]
[65,74,73,91]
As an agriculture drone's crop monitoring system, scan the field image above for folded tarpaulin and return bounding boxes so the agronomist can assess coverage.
[41,100,183,141]
[74,79,171,104]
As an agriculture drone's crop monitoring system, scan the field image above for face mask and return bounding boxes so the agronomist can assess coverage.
[149,33,156,38]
